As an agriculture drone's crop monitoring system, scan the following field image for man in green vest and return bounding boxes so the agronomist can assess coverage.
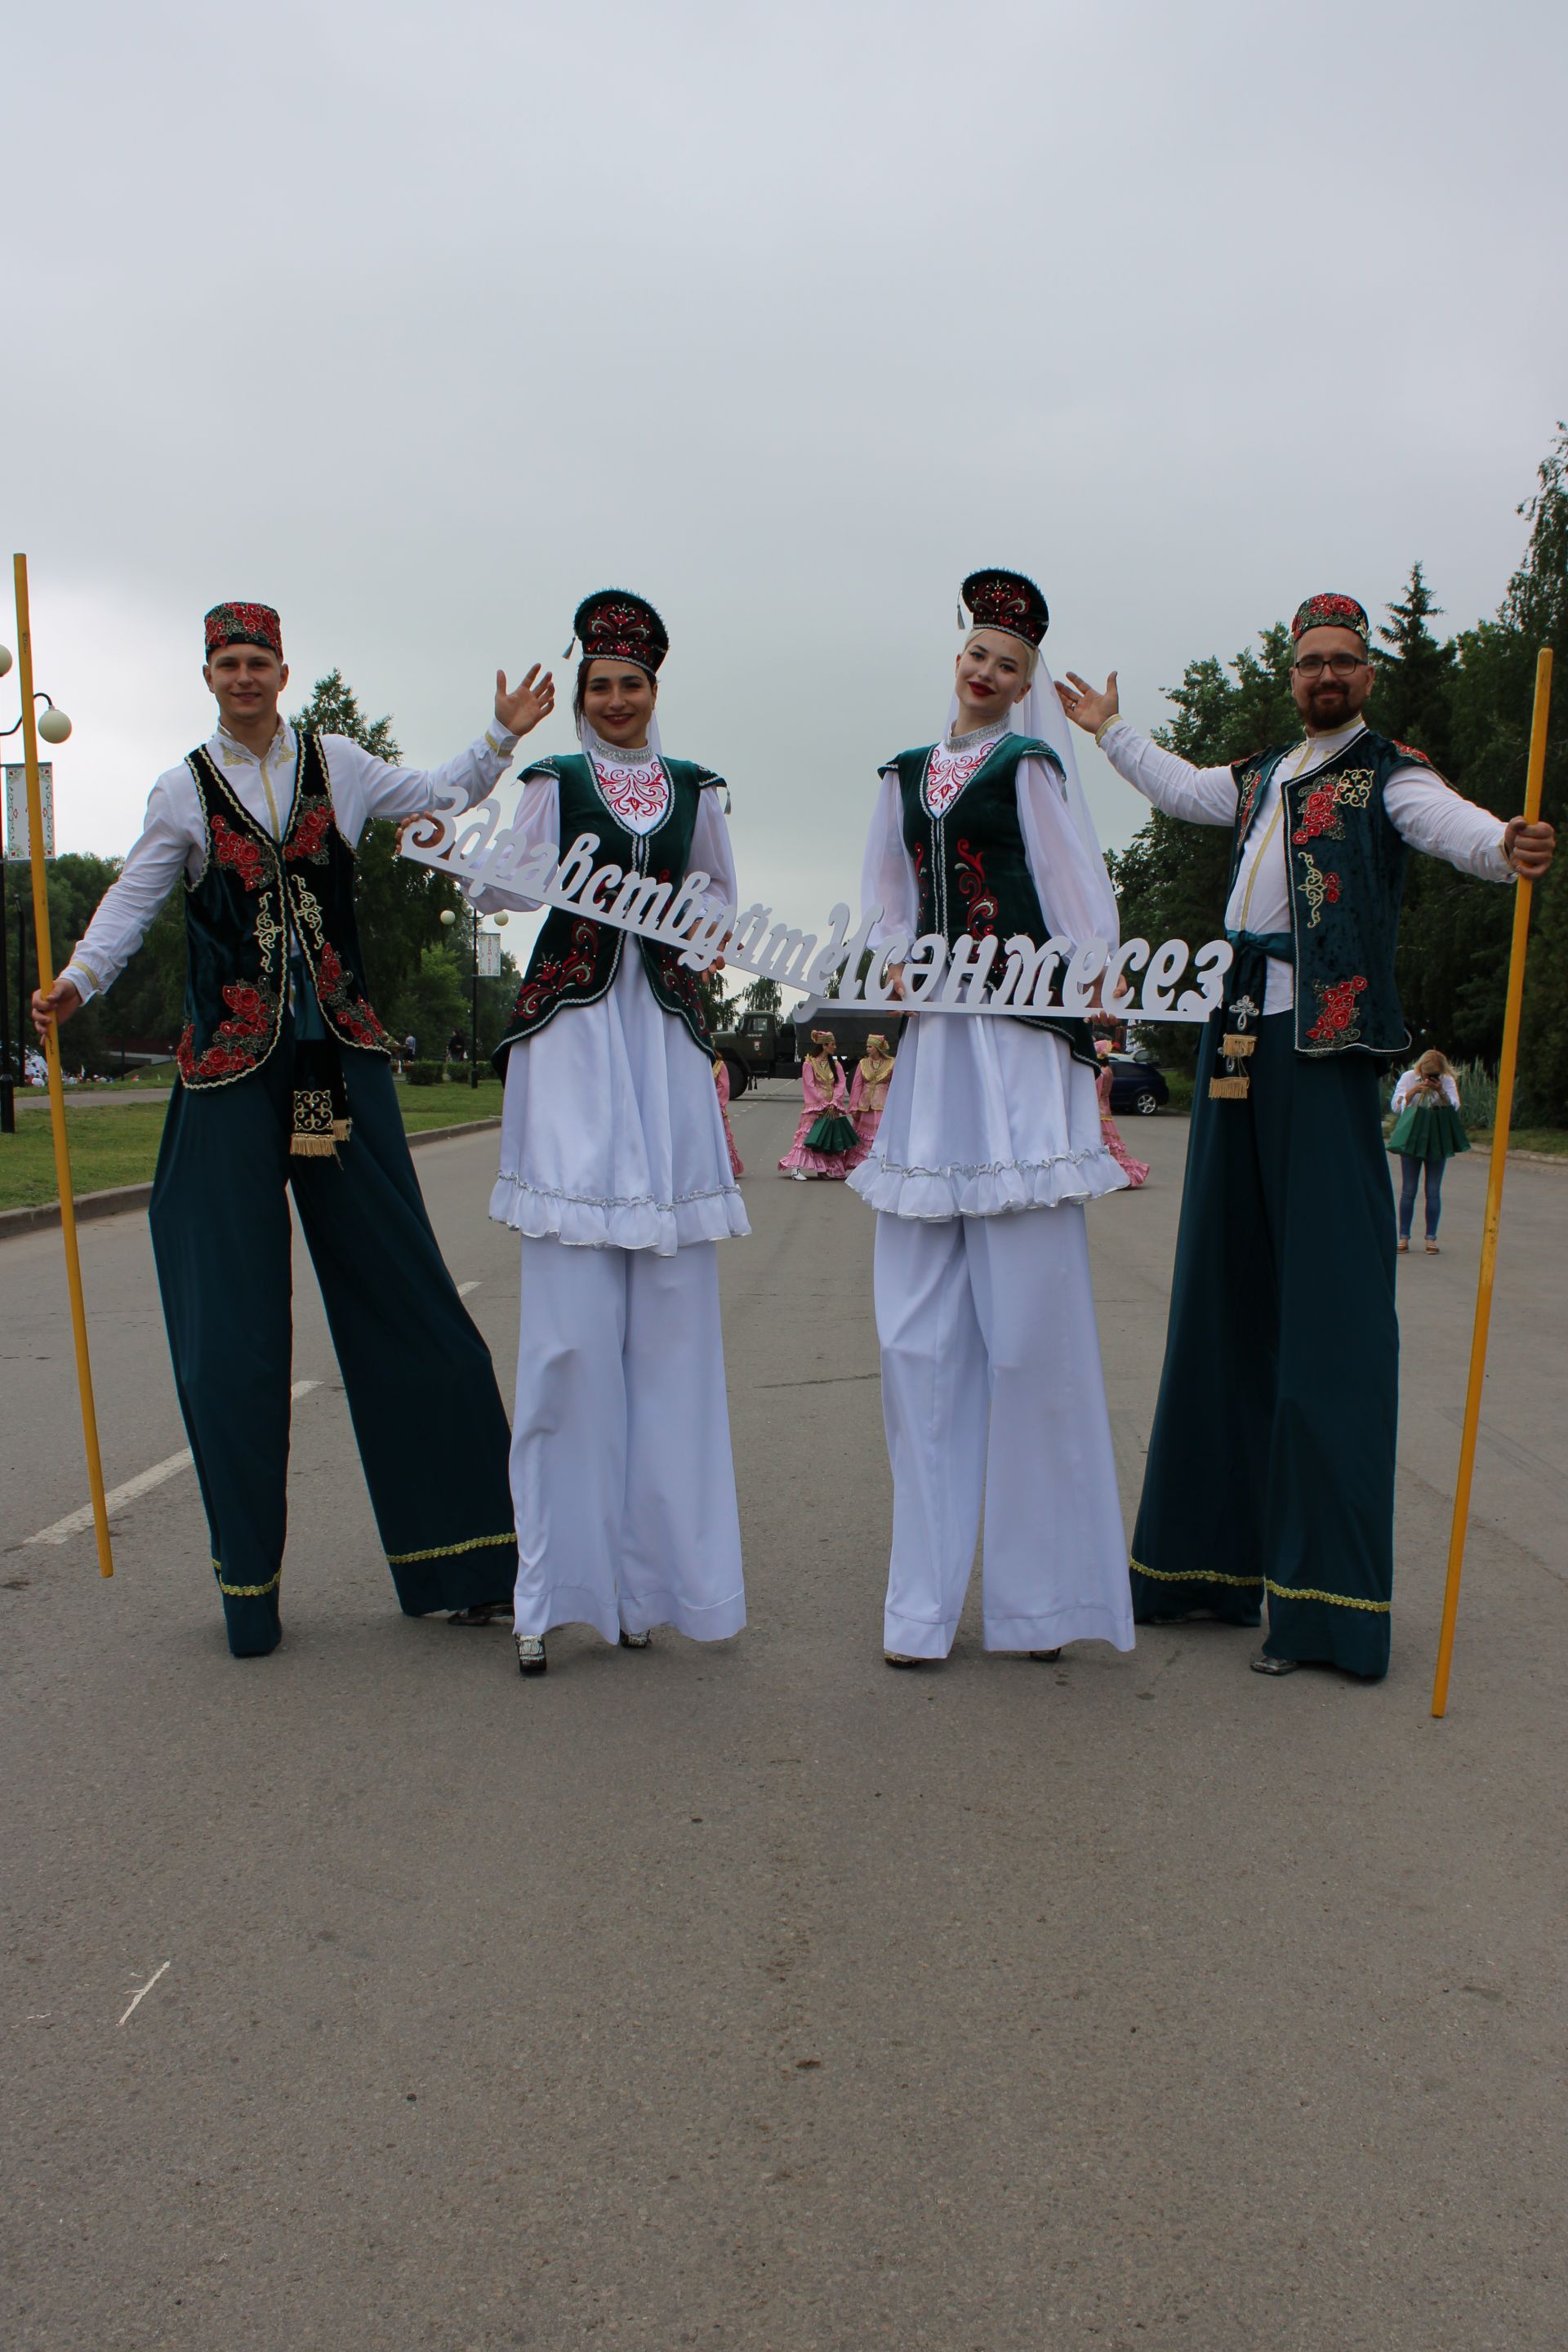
[33,599,554,1658]
[1058,593,1555,1679]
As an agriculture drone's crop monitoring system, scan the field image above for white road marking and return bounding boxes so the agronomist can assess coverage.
[25,1381,321,1546]
[457,1280,481,1296]
[117,1960,170,2028]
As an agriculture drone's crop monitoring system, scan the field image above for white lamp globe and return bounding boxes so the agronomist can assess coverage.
[0,644,11,677]
[38,706,72,744]
[494,913,509,926]
[439,907,457,928]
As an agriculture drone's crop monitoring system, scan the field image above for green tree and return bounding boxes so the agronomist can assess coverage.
[1369,565,1473,1058]
[32,853,184,1076]
[1497,425,1568,1118]
[388,942,467,1057]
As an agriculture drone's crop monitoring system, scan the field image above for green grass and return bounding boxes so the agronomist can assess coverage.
[1473,1127,1568,1158]
[0,1076,506,1210]
[398,1076,506,1130]
[0,1104,171,1208]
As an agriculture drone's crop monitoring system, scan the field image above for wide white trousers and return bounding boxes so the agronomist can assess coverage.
[510,1235,746,1645]
[873,1207,1134,1659]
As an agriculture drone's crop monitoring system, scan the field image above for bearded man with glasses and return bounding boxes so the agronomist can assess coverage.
[1057,592,1555,1682]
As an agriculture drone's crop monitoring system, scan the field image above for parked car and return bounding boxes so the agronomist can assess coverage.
[1104,1052,1169,1116]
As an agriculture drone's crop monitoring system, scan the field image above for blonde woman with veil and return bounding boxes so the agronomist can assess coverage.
[851,568,1134,1668]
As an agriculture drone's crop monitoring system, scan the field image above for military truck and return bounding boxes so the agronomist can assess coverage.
[714,1004,904,1099]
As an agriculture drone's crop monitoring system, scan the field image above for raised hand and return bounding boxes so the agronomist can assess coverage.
[1056,671,1120,735]
[496,664,556,737]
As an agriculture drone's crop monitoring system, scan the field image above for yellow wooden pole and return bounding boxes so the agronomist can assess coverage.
[1430,645,1552,1716]
[13,554,114,1578]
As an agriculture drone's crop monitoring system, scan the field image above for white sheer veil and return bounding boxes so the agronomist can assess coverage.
[945,623,1119,942]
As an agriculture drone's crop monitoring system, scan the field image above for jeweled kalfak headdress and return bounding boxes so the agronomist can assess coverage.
[566,589,670,675]
[960,568,1049,648]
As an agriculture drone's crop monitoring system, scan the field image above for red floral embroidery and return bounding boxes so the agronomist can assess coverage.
[210,814,268,890]
[176,982,275,1082]
[925,737,997,817]
[954,839,999,937]
[284,804,333,862]
[509,920,600,1026]
[1307,973,1367,1045]
[1235,766,1265,835]
[311,941,388,1048]
[1393,740,1433,768]
[1292,782,1343,845]
[590,755,669,831]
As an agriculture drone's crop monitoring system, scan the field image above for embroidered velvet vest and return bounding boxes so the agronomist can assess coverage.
[176,732,389,1089]
[886,732,1098,1069]
[492,751,725,1075]
[1227,728,1432,1059]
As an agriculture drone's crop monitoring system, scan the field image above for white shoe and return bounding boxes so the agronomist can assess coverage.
[619,1628,652,1650]
[792,1169,808,1182]
[514,1633,547,1677]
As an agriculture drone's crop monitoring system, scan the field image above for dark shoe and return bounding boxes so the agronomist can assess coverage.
[619,1628,652,1650]
[449,1601,510,1627]
[884,1650,929,1668]
[514,1633,547,1677]
[1250,1650,1301,1676]
[1029,1648,1062,1662]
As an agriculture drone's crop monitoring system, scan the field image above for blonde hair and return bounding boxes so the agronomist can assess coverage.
[964,626,1039,684]
[1417,1049,1452,1079]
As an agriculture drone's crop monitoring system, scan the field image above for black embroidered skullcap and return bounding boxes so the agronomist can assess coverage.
[1291,592,1370,645]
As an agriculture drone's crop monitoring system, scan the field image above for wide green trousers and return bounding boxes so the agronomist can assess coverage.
[1129,1012,1397,1678]
[149,1031,517,1656]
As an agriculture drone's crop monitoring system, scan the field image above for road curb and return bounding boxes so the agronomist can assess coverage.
[0,1116,502,1245]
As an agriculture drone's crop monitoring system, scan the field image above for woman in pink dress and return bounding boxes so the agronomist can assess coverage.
[778,1029,857,1180]
[846,1034,895,1172]
[713,1056,744,1178]
[1094,1042,1150,1188]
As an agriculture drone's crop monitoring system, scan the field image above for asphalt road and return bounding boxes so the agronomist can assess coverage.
[2,1098,1564,2351]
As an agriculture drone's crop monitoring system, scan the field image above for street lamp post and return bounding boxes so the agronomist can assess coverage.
[0,640,71,1135]
[440,898,499,1089]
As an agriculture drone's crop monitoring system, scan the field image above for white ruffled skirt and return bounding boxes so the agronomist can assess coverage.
[490,948,751,1253]
[849,1014,1128,1221]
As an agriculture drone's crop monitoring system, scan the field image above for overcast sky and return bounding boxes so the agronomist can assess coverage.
[7,0,1566,925]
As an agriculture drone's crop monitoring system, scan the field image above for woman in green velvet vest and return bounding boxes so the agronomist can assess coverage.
[479,590,750,1678]
[849,567,1136,1670]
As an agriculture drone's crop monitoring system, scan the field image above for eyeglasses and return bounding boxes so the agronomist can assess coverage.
[1294,653,1367,679]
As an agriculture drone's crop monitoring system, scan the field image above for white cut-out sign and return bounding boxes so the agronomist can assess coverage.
[400,794,1234,1022]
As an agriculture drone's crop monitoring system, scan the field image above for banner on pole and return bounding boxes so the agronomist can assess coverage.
[399,786,1234,1023]
[477,929,502,978]
[5,763,53,860]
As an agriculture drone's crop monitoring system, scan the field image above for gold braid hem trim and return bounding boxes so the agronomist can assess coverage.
[1129,1557,1390,1614]
[385,1531,515,1567]
[212,1559,282,1599]
[1130,1557,1263,1591]
[1266,1579,1390,1615]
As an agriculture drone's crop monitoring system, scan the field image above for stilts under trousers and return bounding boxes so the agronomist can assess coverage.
[873,1207,1134,1658]
[149,1034,519,1658]
[510,1235,746,1645]
[1129,1012,1397,1678]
